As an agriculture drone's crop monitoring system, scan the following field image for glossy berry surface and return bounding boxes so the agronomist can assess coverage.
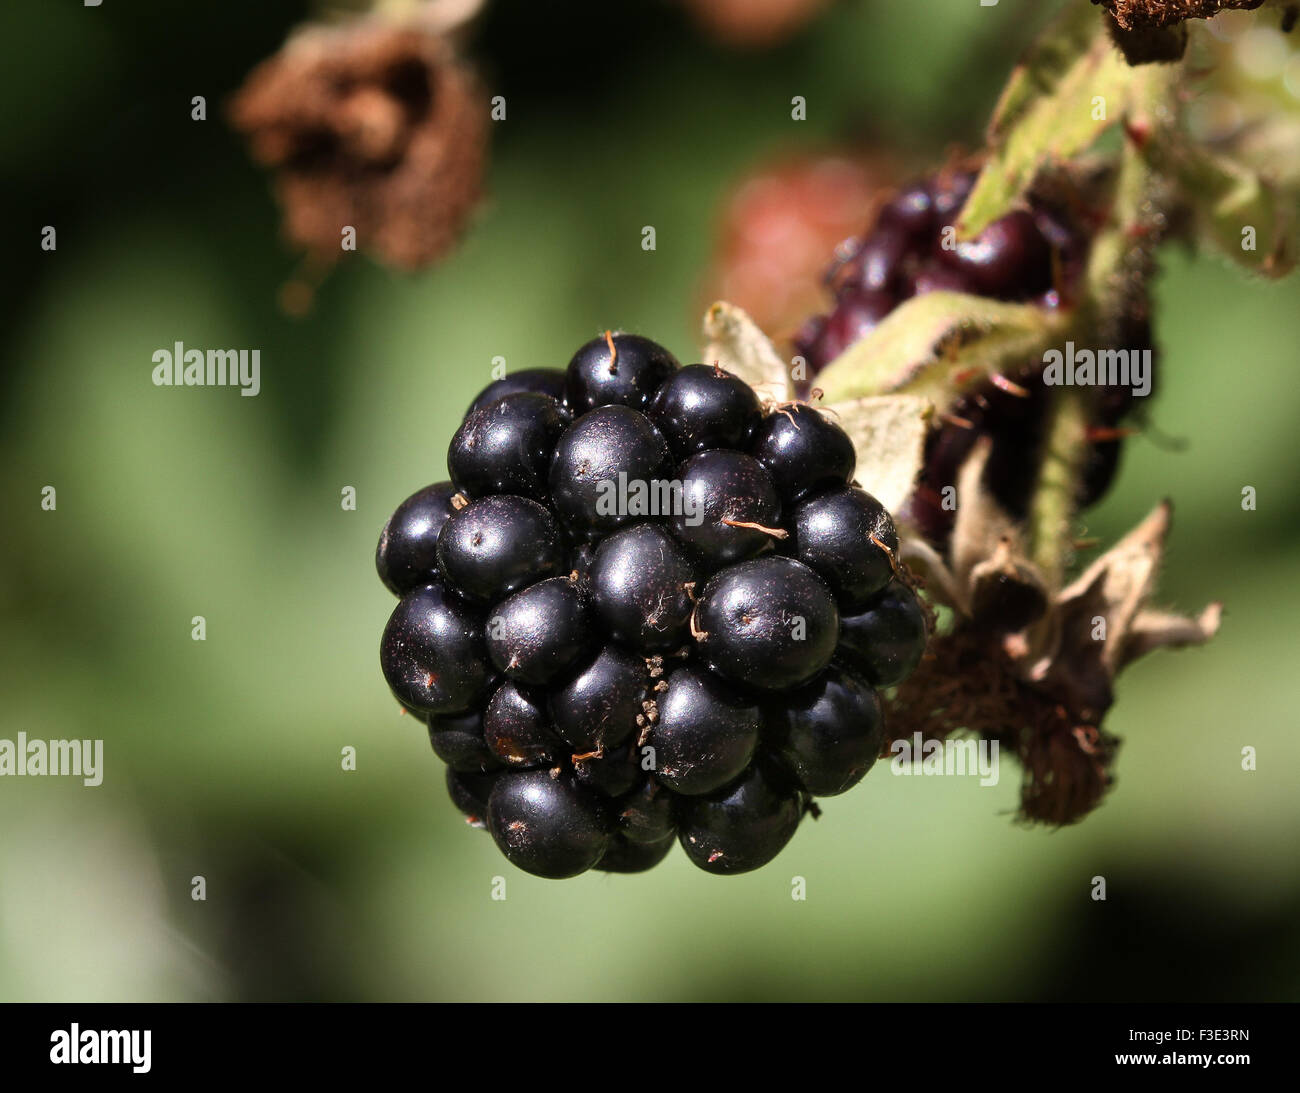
[648,363,762,458]
[437,495,564,603]
[487,770,610,879]
[676,762,805,875]
[565,332,679,413]
[672,450,783,568]
[695,556,839,691]
[749,405,856,504]
[616,777,677,844]
[589,524,697,653]
[448,392,566,501]
[486,576,593,686]
[791,165,1141,554]
[377,331,926,878]
[484,681,563,768]
[380,583,490,715]
[467,368,567,415]
[788,486,898,610]
[375,481,459,596]
[548,405,672,539]
[837,581,928,687]
[548,644,647,751]
[770,665,883,796]
[650,665,760,795]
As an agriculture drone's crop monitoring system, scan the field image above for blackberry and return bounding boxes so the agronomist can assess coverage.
[547,644,647,751]
[648,363,763,457]
[427,708,500,774]
[676,761,805,876]
[380,582,491,715]
[548,405,672,539]
[795,165,1150,547]
[589,524,697,653]
[594,833,675,874]
[445,768,498,828]
[377,334,926,878]
[486,575,593,685]
[837,580,928,688]
[749,404,856,504]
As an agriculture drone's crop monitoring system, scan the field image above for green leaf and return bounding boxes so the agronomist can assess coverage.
[815,289,1072,406]
[957,3,1136,239]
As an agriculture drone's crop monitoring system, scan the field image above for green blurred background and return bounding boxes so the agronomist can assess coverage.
[2,0,1297,1002]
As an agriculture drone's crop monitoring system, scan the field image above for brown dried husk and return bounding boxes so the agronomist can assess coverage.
[229,19,487,270]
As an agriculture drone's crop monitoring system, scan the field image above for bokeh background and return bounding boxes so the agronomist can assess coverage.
[2,0,1297,1002]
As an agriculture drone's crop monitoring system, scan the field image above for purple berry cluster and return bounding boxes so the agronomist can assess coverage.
[794,167,1150,546]
[376,333,927,878]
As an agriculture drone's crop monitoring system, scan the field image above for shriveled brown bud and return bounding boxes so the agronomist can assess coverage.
[230,19,487,272]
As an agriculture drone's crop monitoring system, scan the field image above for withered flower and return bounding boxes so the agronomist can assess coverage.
[895,440,1221,825]
[229,16,487,272]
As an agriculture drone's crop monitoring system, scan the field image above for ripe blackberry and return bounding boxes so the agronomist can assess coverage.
[589,524,697,653]
[380,582,491,715]
[377,333,926,878]
[548,404,672,539]
[769,665,883,796]
[837,580,928,688]
[486,575,593,685]
[483,681,563,768]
